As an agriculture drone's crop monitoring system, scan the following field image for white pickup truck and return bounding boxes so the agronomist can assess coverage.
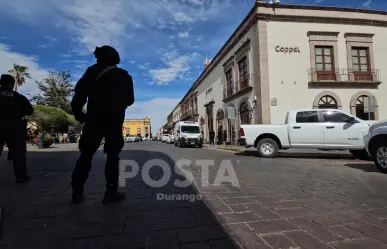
[240,109,376,158]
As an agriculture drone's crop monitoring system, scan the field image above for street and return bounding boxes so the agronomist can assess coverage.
[1,142,387,249]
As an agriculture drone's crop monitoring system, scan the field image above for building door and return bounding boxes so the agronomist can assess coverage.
[216,110,225,144]
[206,106,214,138]
[355,95,376,120]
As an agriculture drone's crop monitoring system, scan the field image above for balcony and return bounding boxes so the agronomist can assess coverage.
[223,75,253,102]
[180,108,198,121]
[308,68,381,88]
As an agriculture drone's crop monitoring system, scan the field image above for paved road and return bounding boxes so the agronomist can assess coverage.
[1,142,387,249]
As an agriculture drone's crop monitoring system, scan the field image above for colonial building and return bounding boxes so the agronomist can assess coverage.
[165,1,387,144]
[122,117,151,138]
[172,103,181,124]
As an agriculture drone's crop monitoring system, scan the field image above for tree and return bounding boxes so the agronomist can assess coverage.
[27,105,78,132]
[8,64,31,91]
[32,71,74,114]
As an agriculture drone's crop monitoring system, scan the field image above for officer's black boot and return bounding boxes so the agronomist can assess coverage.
[15,176,31,184]
[72,187,84,204]
[102,185,125,205]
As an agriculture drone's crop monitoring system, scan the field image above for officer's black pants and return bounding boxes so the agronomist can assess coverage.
[71,119,124,191]
[0,122,28,179]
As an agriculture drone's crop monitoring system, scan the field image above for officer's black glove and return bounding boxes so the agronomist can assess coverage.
[75,112,86,124]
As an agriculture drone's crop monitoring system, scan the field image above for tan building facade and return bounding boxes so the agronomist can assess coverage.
[166,1,387,144]
[122,117,151,138]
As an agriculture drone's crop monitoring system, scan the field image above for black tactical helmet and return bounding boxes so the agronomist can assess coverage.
[93,45,121,65]
[0,74,15,89]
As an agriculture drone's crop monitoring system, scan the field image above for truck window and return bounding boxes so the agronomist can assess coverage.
[296,111,319,123]
[321,111,353,123]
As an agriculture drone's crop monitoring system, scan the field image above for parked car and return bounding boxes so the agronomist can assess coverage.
[164,135,171,143]
[364,120,387,173]
[240,109,377,158]
[125,135,137,143]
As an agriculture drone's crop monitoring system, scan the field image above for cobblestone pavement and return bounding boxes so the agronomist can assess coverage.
[1,142,387,249]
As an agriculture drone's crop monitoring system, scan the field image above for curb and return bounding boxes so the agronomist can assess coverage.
[216,147,245,153]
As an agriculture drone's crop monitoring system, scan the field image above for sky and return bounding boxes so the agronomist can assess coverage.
[0,0,385,133]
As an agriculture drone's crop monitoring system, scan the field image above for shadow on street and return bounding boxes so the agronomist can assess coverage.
[344,162,380,173]
[0,149,240,249]
[235,150,362,161]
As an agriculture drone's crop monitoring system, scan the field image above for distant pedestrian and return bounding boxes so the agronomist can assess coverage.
[209,128,215,146]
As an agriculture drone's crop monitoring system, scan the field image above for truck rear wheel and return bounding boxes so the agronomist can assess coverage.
[371,140,387,173]
[257,138,279,158]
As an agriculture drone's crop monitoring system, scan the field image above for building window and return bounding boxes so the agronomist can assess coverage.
[145,127,149,133]
[351,47,371,81]
[225,69,233,97]
[125,127,130,134]
[318,95,338,109]
[239,101,250,124]
[355,95,376,120]
[238,56,248,90]
[315,46,335,81]
[137,127,141,133]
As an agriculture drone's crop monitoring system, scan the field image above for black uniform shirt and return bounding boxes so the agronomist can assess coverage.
[71,64,135,121]
[0,88,33,122]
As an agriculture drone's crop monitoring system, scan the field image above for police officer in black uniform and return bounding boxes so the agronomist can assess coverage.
[0,74,33,183]
[71,45,135,205]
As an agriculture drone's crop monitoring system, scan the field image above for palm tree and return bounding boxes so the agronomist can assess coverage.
[8,64,31,91]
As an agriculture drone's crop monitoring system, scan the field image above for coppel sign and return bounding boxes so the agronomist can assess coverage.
[275,46,300,54]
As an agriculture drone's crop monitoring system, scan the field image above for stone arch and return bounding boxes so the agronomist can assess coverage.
[313,91,343,109]
[350,91,379,120]
[237,97,252,112]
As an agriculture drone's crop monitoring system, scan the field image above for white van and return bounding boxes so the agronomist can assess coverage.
[174,121,203,148]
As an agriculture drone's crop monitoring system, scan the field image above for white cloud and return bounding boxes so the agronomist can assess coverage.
[45,35,58,42]
[125,97,180,133]
[362,0,371,8]
[149,50,199,85]
[59,53,72,58]
[138,63,150,70]
[178,32,190,38]
[0,43,50,96]
[38,44,54,48]
[186,0,204,5]
[0,0,234,56]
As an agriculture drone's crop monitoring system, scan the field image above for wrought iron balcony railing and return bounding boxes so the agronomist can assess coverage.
[223,75,252,99]
[308,68,381,83]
